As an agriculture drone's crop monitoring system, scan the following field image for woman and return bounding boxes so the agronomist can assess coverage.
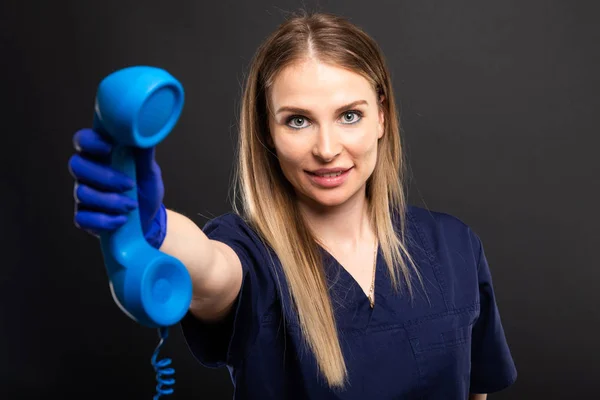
[69,12,516,399]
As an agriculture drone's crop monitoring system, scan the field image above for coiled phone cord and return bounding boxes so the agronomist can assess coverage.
[151,327,175,399]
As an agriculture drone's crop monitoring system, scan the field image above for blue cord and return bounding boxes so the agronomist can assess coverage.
[151,327,175,399]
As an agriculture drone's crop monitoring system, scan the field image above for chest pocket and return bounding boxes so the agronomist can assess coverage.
[407,305,479,398]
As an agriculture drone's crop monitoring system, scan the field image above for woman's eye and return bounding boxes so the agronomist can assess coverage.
[287,116,310,129]
[340,111,362,124]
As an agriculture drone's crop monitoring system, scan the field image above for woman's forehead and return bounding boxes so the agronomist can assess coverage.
[269,59,376,110]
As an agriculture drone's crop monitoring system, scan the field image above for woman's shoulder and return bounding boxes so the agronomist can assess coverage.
[202,211,248,228]
[404,204,482,256]
[201,211,272,258]
[406,204,471,230]
[202,212,258,239]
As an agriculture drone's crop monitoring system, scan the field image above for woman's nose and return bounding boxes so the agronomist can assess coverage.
[312,125,341,161]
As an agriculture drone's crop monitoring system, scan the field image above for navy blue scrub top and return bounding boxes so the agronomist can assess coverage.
[180,205,517,399]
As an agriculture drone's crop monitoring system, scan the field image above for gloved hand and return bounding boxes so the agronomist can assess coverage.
[68,128,167,249]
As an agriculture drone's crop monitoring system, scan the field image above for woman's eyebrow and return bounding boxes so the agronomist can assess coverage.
[275,100,369,116]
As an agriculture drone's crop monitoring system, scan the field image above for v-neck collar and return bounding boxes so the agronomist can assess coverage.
[318,245,381,331]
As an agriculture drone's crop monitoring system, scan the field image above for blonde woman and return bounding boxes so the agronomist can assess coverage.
[69,12,516,399]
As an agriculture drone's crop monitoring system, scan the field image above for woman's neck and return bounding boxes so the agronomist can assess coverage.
[298,188,374,253]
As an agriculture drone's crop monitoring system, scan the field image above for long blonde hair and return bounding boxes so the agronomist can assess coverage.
[232,11,421,389]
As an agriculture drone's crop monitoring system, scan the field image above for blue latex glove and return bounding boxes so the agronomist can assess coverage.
[68,128,167,248]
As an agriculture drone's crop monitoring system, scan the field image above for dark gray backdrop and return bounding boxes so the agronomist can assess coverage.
[1,0,598,398]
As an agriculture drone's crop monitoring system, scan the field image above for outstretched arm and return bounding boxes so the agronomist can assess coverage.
[160,209,243,322]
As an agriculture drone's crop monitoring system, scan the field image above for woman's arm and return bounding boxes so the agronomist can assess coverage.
[159,209,243,322]
[469,394,487,400]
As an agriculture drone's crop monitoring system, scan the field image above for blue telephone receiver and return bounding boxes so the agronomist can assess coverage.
[92,66,192,328]
[91,66,192,399]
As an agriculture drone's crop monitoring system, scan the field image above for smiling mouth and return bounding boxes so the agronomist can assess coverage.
[304,167,353,188]
[307,171,345,178]
[306,167,353,177]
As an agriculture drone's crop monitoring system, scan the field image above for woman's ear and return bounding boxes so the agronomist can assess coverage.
[378,95,386,139]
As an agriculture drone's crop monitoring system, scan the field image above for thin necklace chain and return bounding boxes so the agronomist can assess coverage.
[368,237,378,308]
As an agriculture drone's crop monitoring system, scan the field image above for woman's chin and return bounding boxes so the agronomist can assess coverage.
[304,190,353,209]
[294,179,364,210]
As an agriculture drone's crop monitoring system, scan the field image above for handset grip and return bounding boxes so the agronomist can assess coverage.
[93,66,192,328]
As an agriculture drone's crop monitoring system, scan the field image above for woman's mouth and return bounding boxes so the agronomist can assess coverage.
[305,167,353,188]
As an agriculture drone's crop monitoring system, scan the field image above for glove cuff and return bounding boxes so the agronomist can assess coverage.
[145,203,167,249]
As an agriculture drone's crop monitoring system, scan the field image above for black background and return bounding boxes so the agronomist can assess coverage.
[1,0,598,398]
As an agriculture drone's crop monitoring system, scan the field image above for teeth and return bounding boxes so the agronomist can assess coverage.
[319,171,343,178]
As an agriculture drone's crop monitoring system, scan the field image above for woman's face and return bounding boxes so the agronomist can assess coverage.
[268,58,384,210]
